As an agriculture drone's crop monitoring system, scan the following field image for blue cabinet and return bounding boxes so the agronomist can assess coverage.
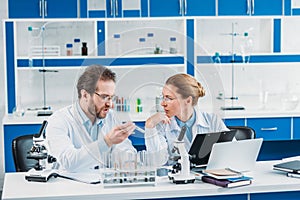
[252,0,283,16]
[8,0,78,18]
[251,191,300,200]
[3,124,42,172]
[218,0,282,16]
[293,117,300,139]
[247,117,291,141]
[149,0,215,17]
[224,118,246,126]
[218,0,249,16]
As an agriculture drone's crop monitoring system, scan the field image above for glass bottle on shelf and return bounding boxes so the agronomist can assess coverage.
[27,26,33,67]
[147,33,154,54]
[169,37,177,54]
[138,37,146,55]
[81,42,88,56]
[66,43,73,56]
[112,34,121,56]
[241,32,254,63]
[73,38,81,56]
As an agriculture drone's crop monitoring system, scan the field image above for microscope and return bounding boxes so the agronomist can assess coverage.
[25,120,59,182]
[168,126,195,184]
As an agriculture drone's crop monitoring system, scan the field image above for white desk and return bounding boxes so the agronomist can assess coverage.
[2,161,300,200]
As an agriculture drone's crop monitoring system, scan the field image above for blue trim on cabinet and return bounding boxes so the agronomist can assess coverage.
[141,0,148,17]
[285,0,292,15]
[123,10,140,17]
[5,22,15,114]
[88,11,106,18]
[273,19,281,53]
[186,19,194,76]
[97,21,105,56]
[292,9,300,15]
[80,0,88,18]
[17,57,185,67]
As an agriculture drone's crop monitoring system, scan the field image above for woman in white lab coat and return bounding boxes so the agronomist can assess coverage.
[144,73,228,166]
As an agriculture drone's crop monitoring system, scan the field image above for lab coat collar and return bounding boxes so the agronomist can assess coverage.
[75,101,103,127]
[194,108,210,128]
[170,107,210,131]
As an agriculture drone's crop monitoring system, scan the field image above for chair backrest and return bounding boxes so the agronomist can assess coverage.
[12,134,38,172]
[227,126,256,140]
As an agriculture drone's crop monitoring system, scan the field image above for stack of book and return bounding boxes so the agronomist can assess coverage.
[200,168,252,188]
[273,160,300,178]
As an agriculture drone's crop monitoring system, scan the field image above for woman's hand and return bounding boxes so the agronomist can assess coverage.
[145,112,171,129]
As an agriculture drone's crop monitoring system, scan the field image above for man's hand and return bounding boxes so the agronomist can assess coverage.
[104,122,136,147]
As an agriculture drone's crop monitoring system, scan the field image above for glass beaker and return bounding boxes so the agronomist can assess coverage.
[13,96,25,117]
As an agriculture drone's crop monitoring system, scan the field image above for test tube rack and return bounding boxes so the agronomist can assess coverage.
[101,168,156,187]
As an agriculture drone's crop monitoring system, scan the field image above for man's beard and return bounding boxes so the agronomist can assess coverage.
[88,104,110,119]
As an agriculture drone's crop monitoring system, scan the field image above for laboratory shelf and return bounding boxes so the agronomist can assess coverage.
[16,56,185,67]
[197,54,300,64]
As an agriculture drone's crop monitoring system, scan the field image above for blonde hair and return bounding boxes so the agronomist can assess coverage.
[166,73,205,106]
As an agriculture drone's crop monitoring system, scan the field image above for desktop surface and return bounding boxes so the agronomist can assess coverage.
[3,161,300,200]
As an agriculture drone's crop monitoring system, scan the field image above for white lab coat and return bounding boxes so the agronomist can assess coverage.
[144,107,229,166]
[46,102,136,172]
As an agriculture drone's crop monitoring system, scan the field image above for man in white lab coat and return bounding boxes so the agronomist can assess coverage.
[46,65,136,172]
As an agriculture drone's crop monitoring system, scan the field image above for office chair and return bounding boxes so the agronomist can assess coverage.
[227,126,256,140]
[12,134,38,172]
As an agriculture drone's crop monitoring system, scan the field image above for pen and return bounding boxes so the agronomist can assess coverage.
[287,172,300,178]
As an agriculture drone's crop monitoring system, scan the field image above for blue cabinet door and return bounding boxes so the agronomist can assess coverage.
[8,0,77,18]
[9,0,41,18]
[293,117,300,139]
[150,0,215,17]
[185,0,215,16]
[247,117,291,141]
[251,191,300,200]
[218,0,248,16]
[252,0,283,16]
[149,0,181,17]
[224,118,246,126]
[218,0,282,16]
[44,0,78,18]
[4,124,42,172]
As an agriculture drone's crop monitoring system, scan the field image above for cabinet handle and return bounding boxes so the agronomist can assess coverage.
[115,0,118,16]
[179,0,182,15]
[39,0,42,16]
[251,0,255,15]
[110,0,113,16]
[246,0,251,15]
[44,0,47,17]
[261,127,278,131]
[184,0,187,15]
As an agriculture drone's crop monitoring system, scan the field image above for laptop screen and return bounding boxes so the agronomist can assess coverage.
[188,130,237,166]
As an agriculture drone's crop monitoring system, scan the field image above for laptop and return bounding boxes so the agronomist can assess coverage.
[206,138,263,172]
[188,130,237,166]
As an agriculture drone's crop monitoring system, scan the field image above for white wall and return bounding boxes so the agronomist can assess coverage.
[0,0,7,190]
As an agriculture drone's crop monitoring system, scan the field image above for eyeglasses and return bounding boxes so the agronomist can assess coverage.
[94,92,116,102]
[159,95,177,102]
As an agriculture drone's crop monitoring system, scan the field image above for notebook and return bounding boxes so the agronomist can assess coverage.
[206,138,263,172]
[188,130,237,166]
[273,160,300,173]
